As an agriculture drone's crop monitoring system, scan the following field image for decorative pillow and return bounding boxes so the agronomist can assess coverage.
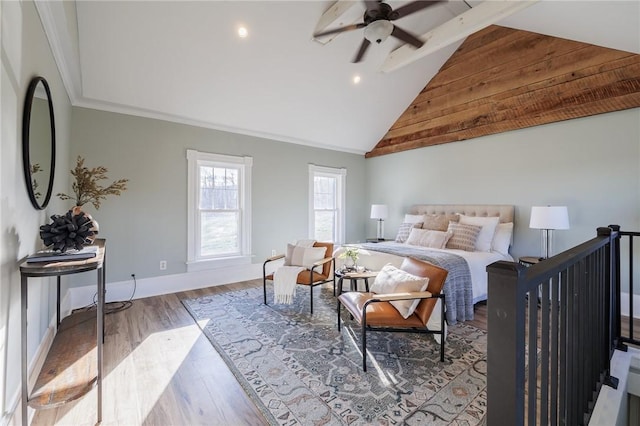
[422,214,459,231]
[491,222,514,255]
[370,264,430,319]
[404,214,424,224]
[284,244,327,269]
[405,228,453,249]
[458,214,500,252]
[445,222,482,252]
[395,222,422,243]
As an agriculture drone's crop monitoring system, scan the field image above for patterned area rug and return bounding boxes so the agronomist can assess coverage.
[181,283,487,425]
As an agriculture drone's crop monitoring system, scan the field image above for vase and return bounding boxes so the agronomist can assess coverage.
[71,205,99,244]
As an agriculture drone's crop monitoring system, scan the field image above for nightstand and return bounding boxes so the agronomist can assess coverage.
[519,256,543,267]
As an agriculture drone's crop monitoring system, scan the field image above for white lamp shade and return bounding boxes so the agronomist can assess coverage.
[529,206,570,230]
[370,204,388,220]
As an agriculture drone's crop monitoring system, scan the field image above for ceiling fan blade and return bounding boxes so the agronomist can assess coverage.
[391,26,424,48]
[352,38,371,63]
[314,23,366,38]
[391,0,444,20]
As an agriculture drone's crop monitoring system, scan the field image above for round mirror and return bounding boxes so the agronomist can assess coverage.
[22,76,55,210]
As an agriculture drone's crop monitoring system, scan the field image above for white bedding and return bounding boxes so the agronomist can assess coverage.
[334,242,513,305]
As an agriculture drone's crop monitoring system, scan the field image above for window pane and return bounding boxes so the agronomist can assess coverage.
[314,176,336,209]
[315,211,335,242]
[200,211,239,256]
[200,166,239,210]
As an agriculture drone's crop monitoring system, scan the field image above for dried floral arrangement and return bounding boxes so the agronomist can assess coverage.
[57,156,129,210]
[339,247,359,263]
[30,163,42,199]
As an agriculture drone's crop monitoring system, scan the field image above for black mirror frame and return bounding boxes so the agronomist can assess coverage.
[22,76,56,210]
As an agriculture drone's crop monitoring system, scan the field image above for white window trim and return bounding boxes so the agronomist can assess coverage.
[187,149,252,271]
[308,164,346,244]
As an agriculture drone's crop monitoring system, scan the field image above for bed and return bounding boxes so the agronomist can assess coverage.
[335,204,515,325]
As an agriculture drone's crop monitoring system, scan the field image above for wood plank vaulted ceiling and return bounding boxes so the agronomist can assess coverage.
[366,25,640,158]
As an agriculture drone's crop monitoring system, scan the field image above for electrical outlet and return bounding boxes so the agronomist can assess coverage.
[159,260,167,270]
[271,249,277,256]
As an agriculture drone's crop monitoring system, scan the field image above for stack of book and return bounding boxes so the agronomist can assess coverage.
[26,245,98,263]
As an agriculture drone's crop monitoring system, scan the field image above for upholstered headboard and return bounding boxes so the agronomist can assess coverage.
[408,204,515,224]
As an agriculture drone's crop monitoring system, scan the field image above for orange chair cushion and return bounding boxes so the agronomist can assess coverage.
[339,292,425,328]
[265,271,329,285]
[339,257,448,328]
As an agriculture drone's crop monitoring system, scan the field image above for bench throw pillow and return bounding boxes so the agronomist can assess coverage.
[284,244,327,269]
[370,264,430,319]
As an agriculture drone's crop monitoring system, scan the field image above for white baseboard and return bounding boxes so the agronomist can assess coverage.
[620,292,640,319]
[67,262,264,311]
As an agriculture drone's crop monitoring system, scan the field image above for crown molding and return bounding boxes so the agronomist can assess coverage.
[74,97,367,156]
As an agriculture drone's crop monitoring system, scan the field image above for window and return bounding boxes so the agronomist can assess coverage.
[309,165,346,244]
[187,150,252,270]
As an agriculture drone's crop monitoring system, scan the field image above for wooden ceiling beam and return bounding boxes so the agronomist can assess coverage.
[312,0,358,45]
[381,0,539,73]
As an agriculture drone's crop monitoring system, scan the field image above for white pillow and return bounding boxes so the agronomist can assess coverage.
[404,214,424,224]
[458,215,500,252]
[284,244,326,269]
[370,264,430,319]
[405,228,453,249]
[491,222,514,255]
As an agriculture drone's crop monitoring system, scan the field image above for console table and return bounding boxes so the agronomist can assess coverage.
[19,239,105,426]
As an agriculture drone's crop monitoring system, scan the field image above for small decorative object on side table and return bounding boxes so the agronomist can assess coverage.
[335,268,378,295]
[519,256,543,267]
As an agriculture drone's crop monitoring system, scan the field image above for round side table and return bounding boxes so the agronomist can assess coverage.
[335,269,378,295]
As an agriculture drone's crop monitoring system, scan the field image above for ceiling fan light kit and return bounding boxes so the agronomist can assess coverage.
[364,20,393,44]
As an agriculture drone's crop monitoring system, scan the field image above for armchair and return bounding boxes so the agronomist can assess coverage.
[337,257,447,371]
[263,241,335,314]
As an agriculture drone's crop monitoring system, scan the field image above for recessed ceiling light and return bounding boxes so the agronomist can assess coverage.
[353,75,361,85]
[238,26,248,38]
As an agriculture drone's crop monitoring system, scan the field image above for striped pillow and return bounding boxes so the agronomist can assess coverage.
[395,222,422,243]
[445,222,481,252]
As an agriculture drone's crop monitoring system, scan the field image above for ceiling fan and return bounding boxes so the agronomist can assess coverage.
[313,1,443,63]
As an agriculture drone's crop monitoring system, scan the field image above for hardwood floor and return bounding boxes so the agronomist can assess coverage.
[31,280,488,425]
[32,280,268,426]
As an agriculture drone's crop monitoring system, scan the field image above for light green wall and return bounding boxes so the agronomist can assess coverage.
[366,108,640,262]
[69,107,367,282]
[0,0,72,418]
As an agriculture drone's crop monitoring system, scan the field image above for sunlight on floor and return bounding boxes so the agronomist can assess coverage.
[55,322,203,425]
[342,324,392,386]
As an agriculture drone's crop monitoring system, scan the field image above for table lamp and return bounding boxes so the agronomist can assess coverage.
[370,204,388,241]
[529,206,570,259]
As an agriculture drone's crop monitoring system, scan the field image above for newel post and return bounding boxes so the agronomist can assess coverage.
[607,224,625,351]
[486,260,527,426]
